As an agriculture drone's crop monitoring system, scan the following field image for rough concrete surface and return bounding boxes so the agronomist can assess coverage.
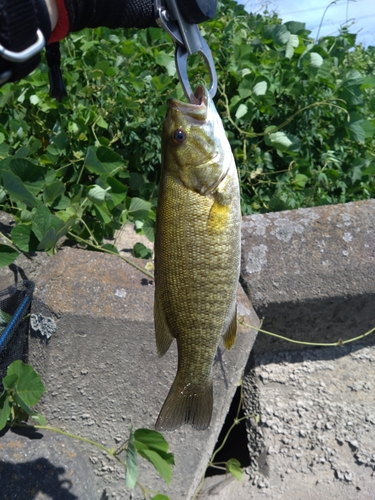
[25,247,259,500]
[199,343,375,500]
[0,427,98,499]
[240,199,375,352]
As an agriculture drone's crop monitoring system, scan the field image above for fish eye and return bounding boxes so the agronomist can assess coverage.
[172,129,187,145]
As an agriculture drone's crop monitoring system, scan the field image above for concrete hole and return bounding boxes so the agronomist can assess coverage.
[205,385,250,477]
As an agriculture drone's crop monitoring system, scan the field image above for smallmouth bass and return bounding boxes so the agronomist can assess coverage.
[154,85,241,431]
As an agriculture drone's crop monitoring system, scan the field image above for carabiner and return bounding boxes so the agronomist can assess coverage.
[155,0,218,103]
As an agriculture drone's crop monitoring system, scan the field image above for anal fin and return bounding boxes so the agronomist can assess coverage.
[223,305,237,350]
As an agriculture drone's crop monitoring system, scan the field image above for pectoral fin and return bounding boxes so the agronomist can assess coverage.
[154,292,174,357]
[223,305,237,350]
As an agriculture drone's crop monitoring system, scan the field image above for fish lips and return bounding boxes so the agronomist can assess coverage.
[167,85,209,123]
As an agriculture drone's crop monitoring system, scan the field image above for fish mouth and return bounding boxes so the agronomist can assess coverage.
[167,85,208,122]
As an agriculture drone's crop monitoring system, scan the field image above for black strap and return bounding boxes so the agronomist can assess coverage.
[46,42,67,101]
[0,0,51,84]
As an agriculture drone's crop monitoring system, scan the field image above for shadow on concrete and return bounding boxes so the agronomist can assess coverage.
[0,458,77,500]
[251,341,373,368]
[250,293,375,361]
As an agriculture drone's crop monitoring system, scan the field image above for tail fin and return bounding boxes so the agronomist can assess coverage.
[155,374,213,431]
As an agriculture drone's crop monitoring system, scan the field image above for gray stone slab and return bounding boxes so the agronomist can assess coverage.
[0,426,98,499]
[26,247,259,499]
[240,200,375,352]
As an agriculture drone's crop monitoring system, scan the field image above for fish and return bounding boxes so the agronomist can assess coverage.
[154,85,241,431]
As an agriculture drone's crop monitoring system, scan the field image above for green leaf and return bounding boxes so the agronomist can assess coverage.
[137,449,172,484]
[31,206,70,250]
[134,429,171,455]
[30,95,39,105]
[132,242,152,259]
[128,197,151,220]
[361,120,375,139]
[50,132,69,151]
[151,495,171,500]
[106,177,127,206]
[155,52,176,77]
[2,374,18,390]
[362,76,375,89]
[226,458,243,481]
[88,185,111,205]
[9,159,45,195]
[362,162,375,176]
[125,429,138,490]
[285,34,299,59]
[96,116,108,130]
[265,131,301,153]
[93,204,112,225]
[142,219,155,243]
[0,244,20,267]
[12,388,42,420]
[284,21,306,34]
[310,52,323,68]
[85,147,106,176]
[347,115,365,143]
[44,180,65,205]
[2,171,38,208]
[253,81,267,96]
[0,392,11,431]
[344,69,363,87]
[292,174,309,189]
[134,428,174,471]
[6,360,45,407]
[272,25,290,45]
[10,224,36,252]
[97,147,126,173]
[235,104,248,120]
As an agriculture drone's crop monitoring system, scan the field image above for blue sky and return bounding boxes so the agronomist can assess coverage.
[236,0,375,46]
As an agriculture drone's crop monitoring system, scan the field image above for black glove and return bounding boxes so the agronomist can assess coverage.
[0,0,217,89]
[53,0,157,37]
[51,0,217,40]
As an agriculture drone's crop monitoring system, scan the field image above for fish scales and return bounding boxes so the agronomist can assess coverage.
[154,85,241,431]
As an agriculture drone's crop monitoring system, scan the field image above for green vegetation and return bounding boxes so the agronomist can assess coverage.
[0,1,374,265]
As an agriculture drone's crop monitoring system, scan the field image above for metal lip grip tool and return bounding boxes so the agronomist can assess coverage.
[155,0,218,104]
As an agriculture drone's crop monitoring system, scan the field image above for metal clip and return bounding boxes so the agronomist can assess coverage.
[0,29,45,63]
[155,0,217,103]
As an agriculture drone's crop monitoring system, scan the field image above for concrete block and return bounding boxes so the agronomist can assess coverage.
[239,343,375,500]
[240,200,375,352]
[0,427,98,499]
[26,247,259,499]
